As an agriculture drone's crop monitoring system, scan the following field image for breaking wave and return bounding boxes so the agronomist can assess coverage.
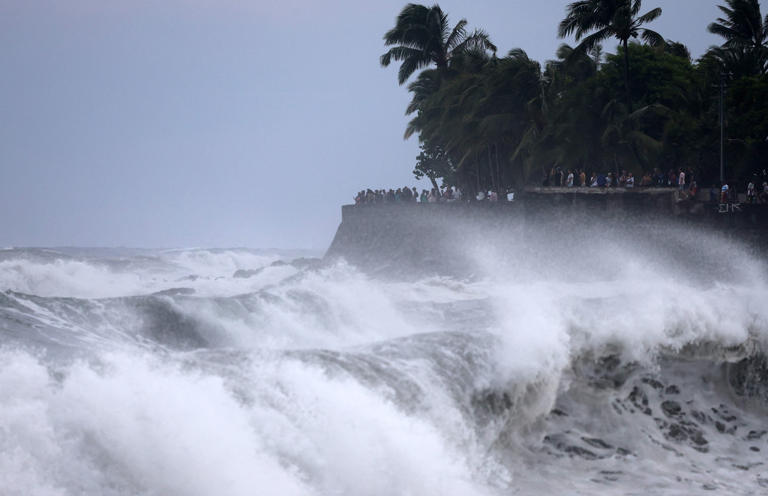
[1,234,767,495]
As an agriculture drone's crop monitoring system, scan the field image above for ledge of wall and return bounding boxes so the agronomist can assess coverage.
[325,192,768,275]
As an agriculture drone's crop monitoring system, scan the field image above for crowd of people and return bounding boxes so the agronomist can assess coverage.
[354,186,506,205]
[745,179,768,204]
[353,169,768,206]
[543,166,768,204]
[542,166,700,192]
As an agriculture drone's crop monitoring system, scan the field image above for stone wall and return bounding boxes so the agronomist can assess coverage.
[325,191,768,274]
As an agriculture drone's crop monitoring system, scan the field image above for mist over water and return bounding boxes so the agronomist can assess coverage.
[1,225,768,495]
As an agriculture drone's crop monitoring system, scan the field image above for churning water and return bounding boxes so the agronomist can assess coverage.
[1,230,767,495]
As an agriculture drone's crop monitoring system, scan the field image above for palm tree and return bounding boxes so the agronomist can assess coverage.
[433,50,543,191]
[404,47,491,140]
[400,48,545,194]
[545,43,602,90]
[708,0,768,75]
[601,99,669,174]
[558,0,663,109]
[380,3,496,85]
[530,44,606,174]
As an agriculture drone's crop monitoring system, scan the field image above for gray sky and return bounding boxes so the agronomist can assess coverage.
[0,0,723,249]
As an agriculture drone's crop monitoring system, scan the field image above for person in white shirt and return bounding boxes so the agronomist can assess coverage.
[678,169,686,190]
[566,170,574,187]
[626,172,635,188]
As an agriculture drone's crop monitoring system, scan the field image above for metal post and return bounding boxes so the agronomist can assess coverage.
[719,72,725,184]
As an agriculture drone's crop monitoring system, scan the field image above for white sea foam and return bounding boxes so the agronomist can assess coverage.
[0,349,495,496]
[0,234,767,495]
[0,249,294,298]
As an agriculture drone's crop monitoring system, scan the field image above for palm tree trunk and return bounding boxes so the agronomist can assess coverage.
[487,147,496,193]
[487,146,493,190]
[493,143,505,201]
[475,161,480,198]
[428,174,439,193]
[623,38,632,111]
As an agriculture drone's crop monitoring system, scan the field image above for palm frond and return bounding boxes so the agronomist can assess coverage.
[380,46,425,67]
[765,12,768,37]
[709,0,767,47]
[640,28,664,47]
[576,27,613,53]
[559,0,599,39]
[404,116,421,140]
[383,3,430,46]
[506,47,531,62]
[452,29,497,55]
[709,22,742,43]
[637,7,662,25]
[445,19,468,51]
[627,103,669,122]
[556,43,575,61]
[398,56,432,85]
[626,130,663,152]
[510,124,541,163]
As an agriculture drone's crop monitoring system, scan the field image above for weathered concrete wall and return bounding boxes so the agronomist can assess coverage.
[325,202,524,276]
[325,191,768,274]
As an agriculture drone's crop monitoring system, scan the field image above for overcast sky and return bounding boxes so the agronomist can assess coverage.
[0,0,724,249]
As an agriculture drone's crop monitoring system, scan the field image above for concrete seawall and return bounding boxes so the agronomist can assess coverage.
[326,202,523,275]
[325,190,768,274]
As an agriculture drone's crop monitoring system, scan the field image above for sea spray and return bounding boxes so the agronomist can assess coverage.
[0,236,767,495]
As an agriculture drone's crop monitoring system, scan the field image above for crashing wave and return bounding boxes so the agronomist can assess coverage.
[0,233,766,495]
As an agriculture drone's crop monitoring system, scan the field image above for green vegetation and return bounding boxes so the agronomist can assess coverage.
[380,3,496,85]
[559,0,664,110]
[381,0,768,196]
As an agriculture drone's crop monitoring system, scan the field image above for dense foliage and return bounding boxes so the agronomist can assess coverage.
[382,0,768,196]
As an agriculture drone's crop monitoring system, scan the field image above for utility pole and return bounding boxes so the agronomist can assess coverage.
[719,72,726,185]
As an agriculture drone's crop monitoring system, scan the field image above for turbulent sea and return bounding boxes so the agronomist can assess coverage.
[1,233,768,495]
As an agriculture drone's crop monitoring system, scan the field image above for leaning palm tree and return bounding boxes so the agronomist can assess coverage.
[405,46,492,140]
[558,0,663,109]
[708,0,768,75]
[380,3,496,85]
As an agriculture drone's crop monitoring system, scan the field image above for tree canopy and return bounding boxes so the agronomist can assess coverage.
[380,3,496,84]
[559,0,663,108]
[381,1,768,197]
[707,0,768,76]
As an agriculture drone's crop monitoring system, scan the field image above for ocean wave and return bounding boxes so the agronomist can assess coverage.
[0,236,767,495]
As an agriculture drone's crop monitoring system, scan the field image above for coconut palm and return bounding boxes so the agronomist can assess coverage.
[558,0,663,109]
[530,44,606,173]
[601,99,669,173]
[708,0,768,75]
[545,43,602,91]
[404,47,491,140]
[433,50,543,191]
[380,3,496,85]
